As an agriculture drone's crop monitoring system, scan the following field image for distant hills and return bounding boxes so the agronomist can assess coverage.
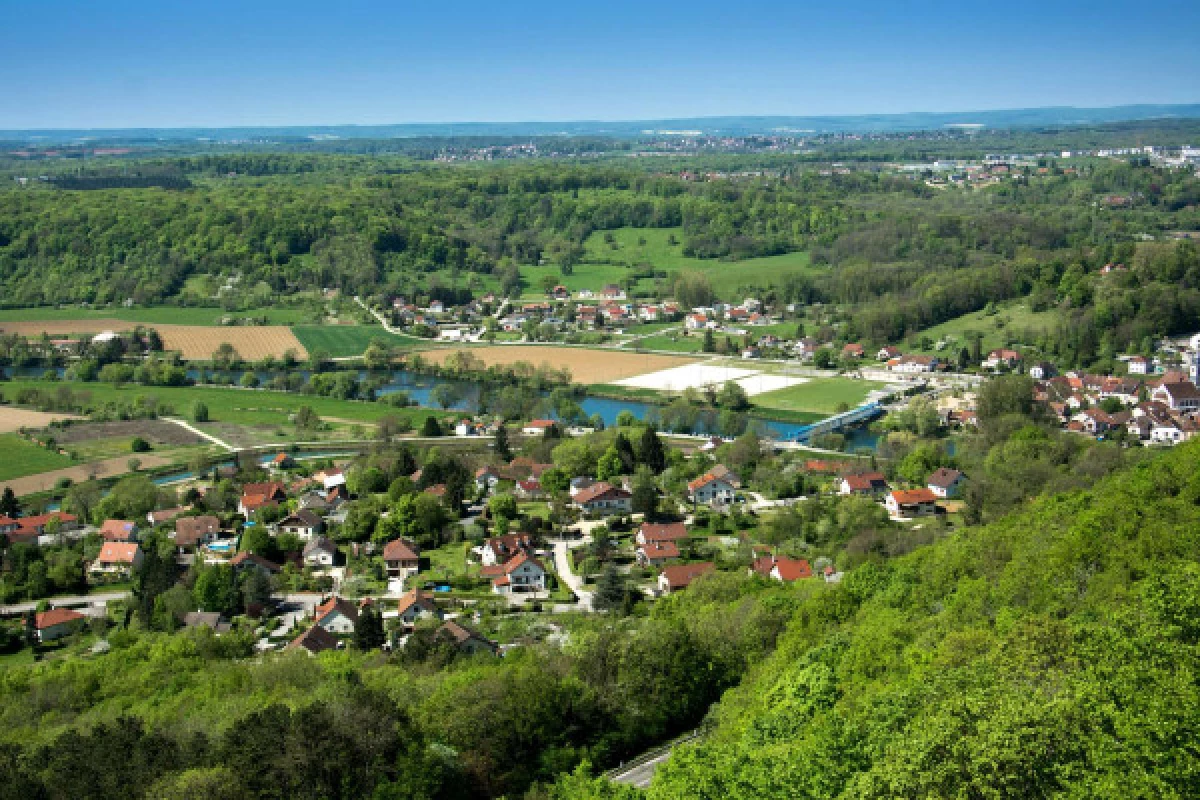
[4,103,1200,143]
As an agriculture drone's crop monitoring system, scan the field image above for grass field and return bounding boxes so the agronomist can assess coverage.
[0,433,74,481]
[292,325,427,358]
[910,300,1064,354]
[1,380,438,429]
[526,227,817,300]
[750,378,888,415]
[0,306,311,325]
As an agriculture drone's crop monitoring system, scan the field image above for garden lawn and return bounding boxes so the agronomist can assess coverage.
[0,433,74,481]
[621,332,707,353]
[423,541,476,579]
[292,325,428,358]
[751,377,888,415]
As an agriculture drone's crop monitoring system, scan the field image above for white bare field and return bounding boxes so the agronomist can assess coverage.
[615,364,807,396]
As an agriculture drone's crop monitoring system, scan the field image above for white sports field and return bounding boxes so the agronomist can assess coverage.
[614,363,807,396]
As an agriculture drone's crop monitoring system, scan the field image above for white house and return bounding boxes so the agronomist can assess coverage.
[313,596,358,634]
[396,589,442,627]
[302,536,338,567]
[492,552,547,593]
[572,482,633,515]
[926,468,965,499]
[522,419,557,436]
[885,489,938,518]
[687,472,737,506]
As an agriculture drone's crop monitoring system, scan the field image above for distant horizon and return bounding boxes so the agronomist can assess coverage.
[4,102,1200,140]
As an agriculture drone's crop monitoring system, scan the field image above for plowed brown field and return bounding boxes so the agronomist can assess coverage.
[0,320,307,360]
[419,345,697,384]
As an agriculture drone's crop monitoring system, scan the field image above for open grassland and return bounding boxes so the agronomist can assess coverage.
[1,380,428,429]
[910,300,1064,354]
[0,408,83,433]
[0,306,311,325]
[621,331,707,353]
[292,324,426,359]
[750,377,889,415]
[524,226,817,299]
[0,433,74,481]
[418,345,697,384]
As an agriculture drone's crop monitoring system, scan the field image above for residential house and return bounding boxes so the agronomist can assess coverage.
[602,284,626,301]
[838,472,889,497]
[1151,381,1200,412]
[1030,362,1056,380]
[297,491,332,513]
[983,349,1022,370]
[302,536,338,567]
[182,611,231,633]
[1126,356,1150,375]
[685,313,708,330]
[842,343,865,359]
[889,355,938,374]
[637,541,680,567]
[751,555,813,582]
[480,533,534,566]
[383,538,421,578]
[514,479,543,499]
[99,519,137,542]
[687,472,737,506]
[475,466,501,493]
[287,625,340,655]
[230,552,282,577]
[885,488,939,518]
[572,482,633,515]
[636,521,688,546]
[926,467,965,499]
[877,346,901,361]
[568,476,596,496]
[173,515,221,552]
[491,552,547,593]
[90,542,143,578]
[436,620,498,655]
[35,608,86,642]
[657,562,716,593]
[313,595,358,634]
[522,419,557,436]
[707,464,741,488]
[396,589,442,627]
[277,509,324,540]
[147,506,191,526]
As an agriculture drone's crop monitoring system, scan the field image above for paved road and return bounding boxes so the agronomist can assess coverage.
[552,520,606,611]
[609,752,674,789]
[0,591,130,615]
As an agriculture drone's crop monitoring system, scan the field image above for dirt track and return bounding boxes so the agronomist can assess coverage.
[0,408,83,434]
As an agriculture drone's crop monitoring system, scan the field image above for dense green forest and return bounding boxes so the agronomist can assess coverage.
[1,146,1197,365]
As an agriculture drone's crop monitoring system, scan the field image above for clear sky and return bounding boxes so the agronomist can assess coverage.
[2,0,1198,128]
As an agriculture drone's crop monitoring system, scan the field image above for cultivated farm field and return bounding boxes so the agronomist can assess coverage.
[418,345,697,384]
[0,319,309,360]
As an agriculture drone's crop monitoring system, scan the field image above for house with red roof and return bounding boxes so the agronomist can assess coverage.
[838,472,889,497]
[521,419,557,436]
[750,555,813,582]
[35,608,87,642]
[491,552,547,593]
[383,538,421,578]
[90,542,143,578]
[885,488,939,518]
[636,541,680,567]
[636,521,687,545]
[396,588,442,627]
[481,533,534,566]
[572,482,632,515]
[313,595,358,634]
[99,519,138,542]
[687,472,737,506]
[657,562,715,593]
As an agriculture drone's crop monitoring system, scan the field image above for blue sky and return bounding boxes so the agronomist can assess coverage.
[2,0,1198,128]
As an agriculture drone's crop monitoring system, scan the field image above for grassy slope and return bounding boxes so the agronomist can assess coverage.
[909,299,1064,354]
[648,443,1200,798]
[0,433,73,480]
[524,227,815,300]
[0,306,311,325]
